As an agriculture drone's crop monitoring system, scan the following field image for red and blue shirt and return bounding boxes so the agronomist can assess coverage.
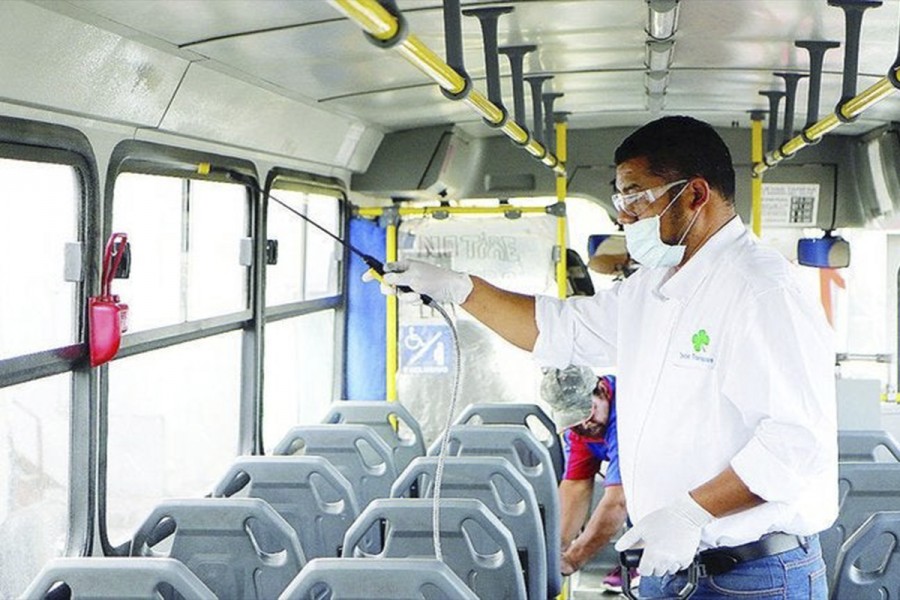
[562,375,620,487]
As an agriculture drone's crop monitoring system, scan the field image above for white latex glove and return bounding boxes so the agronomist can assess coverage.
[614,493,713,577]
[362,260,473,305]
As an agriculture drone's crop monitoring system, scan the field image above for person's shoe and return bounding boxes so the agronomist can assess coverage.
[600,566,640,593]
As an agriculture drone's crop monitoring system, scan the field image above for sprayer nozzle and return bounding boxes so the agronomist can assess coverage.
[366,268,385,284]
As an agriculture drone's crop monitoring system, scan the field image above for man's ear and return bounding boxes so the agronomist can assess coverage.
[688,178,710,208]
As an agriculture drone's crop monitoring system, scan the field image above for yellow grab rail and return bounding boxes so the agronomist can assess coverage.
[754,66,900,176]
[331,0,566,176]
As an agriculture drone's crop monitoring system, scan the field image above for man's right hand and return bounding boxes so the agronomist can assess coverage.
[363,259,473,305]
[560,552,578,576]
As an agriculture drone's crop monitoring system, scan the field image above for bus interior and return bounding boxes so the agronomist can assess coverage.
[1,0,900,598]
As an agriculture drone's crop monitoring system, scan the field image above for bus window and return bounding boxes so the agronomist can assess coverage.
[263,183,341,451]
[304,193,340,300]
[0,374,70,598]
[105,332,242,545]
[831,230,890,384]
[0,158,79,359]
[265,188,341,306]
[554,196,619,292]
[262,311,336,452]
[111,174,249,332]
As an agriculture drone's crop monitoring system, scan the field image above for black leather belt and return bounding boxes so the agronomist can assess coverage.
[697,532,810,576]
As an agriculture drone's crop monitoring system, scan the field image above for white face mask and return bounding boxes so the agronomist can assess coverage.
[624,183,701,268]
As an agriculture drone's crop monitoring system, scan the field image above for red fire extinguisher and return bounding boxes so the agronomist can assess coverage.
[89,233,129,367]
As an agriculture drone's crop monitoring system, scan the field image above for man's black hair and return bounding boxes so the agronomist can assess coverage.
[614,116,736,203]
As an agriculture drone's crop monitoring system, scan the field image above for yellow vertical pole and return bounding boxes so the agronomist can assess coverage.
[750,112,765,237]
[555,118,568,298]
[385,216,399,403]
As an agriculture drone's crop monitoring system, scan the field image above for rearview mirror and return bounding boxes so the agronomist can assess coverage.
[797,233,850,269]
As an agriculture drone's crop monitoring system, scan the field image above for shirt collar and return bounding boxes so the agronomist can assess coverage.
[657,215,746,301]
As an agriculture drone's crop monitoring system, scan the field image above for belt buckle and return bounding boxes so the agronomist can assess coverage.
[696,561,708,578]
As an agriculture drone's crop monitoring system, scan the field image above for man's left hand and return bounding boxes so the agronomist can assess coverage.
[614,493,713,576]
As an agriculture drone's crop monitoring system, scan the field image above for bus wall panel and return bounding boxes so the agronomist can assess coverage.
[159,63,382,172]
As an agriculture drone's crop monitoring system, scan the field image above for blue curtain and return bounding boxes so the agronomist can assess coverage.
[343,217,387,400]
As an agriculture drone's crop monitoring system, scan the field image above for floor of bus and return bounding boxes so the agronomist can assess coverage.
[570,566,628,598]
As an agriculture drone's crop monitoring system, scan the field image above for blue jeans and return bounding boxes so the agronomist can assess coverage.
[638,535,827,599]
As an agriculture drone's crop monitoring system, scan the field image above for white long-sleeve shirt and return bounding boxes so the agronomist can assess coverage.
[534,216,838,548]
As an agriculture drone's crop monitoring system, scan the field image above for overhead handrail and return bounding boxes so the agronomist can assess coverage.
[356,204,556,218]
[330,0,566,176]
[754,0,898,175]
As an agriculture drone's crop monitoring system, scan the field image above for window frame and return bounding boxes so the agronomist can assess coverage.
[260,168,347,449]
[0,116,98,559]
[98,141,260,555]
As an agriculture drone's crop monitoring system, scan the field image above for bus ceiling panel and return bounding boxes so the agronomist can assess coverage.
[326,71,647,132]
[680,0,898,77]
[187,25,645,105]
[26,0,900,138]
[188,20,428,103]
[157,63,380,171]
[0,2,188,126]
[65,0,340,47]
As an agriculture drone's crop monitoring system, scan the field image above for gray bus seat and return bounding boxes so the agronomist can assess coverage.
[391,456,548,600]
[830,511,900,599]
[428,424,562,595]
[453,402,565,483]
[342,498,527,600]
[278,557,479,600]
[322,401,426,473]
[838,429,900,462]
[21,557,216,600]
[273,424,397,508]
[820,462,900,587]
[130,497,305,600]
[212,455,360,559]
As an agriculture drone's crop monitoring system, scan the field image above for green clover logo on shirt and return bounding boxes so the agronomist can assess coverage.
[692,329,710,353]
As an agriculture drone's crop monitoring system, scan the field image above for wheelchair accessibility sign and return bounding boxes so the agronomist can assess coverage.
[400,325,454,374]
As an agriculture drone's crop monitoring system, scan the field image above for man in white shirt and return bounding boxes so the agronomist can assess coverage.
[377,116,837,598]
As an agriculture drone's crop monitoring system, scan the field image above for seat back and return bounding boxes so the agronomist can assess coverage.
[838,429,900,462]
[428,424,562,594]
[130,498,305,600]
[453,402,565,482]
[323,401,426,473]
[213,456,359,559]
[831,511,900,599]
[21,557,216,600]
[820,462,900,585]
[342,498,527,600]
[391,456,547,600]
[273,424,397,508]
[278,558,479,600]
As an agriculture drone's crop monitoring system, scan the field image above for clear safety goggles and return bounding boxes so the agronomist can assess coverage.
[612,179,688,217]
